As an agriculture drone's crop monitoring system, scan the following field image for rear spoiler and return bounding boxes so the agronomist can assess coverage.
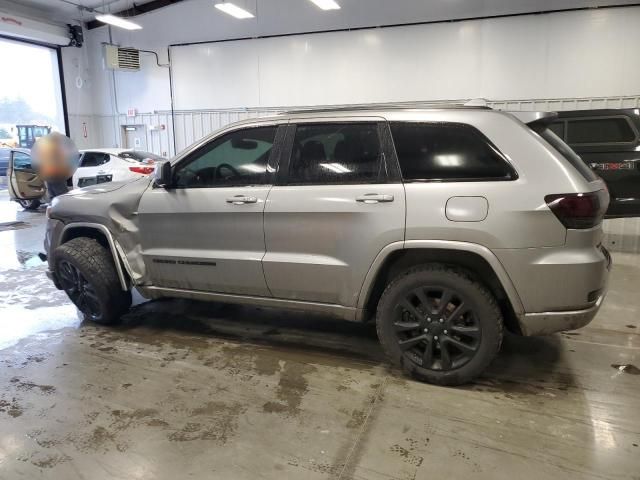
[508,111,558,132]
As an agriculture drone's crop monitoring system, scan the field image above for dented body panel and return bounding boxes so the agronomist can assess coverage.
[46,178,151,285]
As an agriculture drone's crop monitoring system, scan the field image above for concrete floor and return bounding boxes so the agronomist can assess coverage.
[0,187,639,480]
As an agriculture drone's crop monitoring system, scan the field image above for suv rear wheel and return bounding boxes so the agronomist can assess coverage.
[376,264,503,386]
[54,237,132,324]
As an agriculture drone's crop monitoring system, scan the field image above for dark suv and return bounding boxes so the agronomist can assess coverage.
[550,109,640,217]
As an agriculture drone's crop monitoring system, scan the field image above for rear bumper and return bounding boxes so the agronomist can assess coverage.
[514,245,611,336]
[517,292,606,336]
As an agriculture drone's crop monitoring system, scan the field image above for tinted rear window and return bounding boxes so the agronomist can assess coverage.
[0,149,9,161]
[80,152,110,167]
[390,122,515,181]
[540,129,598,182]
[289,123,383,184]
[566,117,636,144]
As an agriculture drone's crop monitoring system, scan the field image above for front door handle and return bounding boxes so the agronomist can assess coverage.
[226,195,258,204]
[356,193,394,204]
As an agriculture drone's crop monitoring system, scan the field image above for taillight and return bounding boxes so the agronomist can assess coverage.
[129,165,155,175]
[544,190,609,229]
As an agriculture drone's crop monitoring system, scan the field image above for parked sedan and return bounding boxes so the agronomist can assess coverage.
[0,147,10,176]
[72,149,166,189]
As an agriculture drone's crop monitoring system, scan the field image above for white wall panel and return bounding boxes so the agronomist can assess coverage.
[172,42,261,110]
[114,54,172,113]
[170,7,640,110]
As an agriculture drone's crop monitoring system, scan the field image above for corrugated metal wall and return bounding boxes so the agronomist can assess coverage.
[69,95,640,157]
[67,94,640,253]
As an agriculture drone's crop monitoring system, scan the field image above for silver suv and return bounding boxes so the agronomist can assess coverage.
[43,106,612,385]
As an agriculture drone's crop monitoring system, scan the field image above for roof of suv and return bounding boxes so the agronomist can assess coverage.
[556,108,640,118]
[227,103,497,128]
[283,102,491,115]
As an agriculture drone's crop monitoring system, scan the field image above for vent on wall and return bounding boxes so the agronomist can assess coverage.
[104,45,140,71]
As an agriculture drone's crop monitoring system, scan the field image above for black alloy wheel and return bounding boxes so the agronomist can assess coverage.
[376,265,503,386]
[57,259,103,321]
[393,287,481,371]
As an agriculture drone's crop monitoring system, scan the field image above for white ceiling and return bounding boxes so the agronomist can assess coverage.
[2,0,640,28]
[0,0,156,23]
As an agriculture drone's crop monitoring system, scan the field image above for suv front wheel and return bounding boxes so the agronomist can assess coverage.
[376,264,503,386]
[54,237,132,324]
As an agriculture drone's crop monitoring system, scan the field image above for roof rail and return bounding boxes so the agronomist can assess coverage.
[283,99,492,114]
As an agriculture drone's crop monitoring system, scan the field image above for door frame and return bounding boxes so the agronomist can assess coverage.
[122,125,149,150]
[0,34,69,136]
[274,118,402,186]
[8,149,43,200]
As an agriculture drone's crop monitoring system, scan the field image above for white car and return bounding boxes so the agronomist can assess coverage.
[72,148,165,189]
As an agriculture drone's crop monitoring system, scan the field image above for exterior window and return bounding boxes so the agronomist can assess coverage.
[288,123,383,184]
[13,151,32,171]
[80,152,110,167]
[566,118,636,144]
[174,126,277,188]
[390,122,515,181]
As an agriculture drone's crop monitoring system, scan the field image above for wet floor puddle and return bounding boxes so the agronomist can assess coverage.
[611,364,640,375]
[0,221,30,232]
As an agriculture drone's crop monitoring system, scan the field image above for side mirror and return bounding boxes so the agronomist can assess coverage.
[154,160,172,188]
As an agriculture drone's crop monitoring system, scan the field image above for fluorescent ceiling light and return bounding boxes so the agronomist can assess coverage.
[308,0,341,10]
[95,14,142,30]
[214,2,255,18]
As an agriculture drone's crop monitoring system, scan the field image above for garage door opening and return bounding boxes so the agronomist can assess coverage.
[0,36,67,149]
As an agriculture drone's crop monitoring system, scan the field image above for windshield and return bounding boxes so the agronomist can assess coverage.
[539,128,598,182]
[118,151,165,163]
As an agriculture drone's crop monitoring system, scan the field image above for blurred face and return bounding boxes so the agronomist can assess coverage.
[32,133,79,181]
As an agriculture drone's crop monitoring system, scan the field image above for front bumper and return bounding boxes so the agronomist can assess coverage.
[44,218,65,290]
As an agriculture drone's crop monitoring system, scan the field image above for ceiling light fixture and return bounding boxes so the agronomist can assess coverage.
[308,0,341,10]
[95,14,142,30]
[214,2,255,19]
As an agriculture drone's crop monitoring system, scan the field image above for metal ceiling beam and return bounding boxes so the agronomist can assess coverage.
[86,0,185,29]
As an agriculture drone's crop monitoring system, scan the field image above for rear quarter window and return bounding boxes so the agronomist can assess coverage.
[80,152,110,167]
[566,117,637,144]
[390,122,516,181]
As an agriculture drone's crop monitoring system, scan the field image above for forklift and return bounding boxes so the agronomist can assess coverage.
[16,125,51,149]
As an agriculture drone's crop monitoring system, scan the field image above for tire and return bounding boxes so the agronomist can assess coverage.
[376,264,503,386]
[17,199,41,210]
[54,237,132,325]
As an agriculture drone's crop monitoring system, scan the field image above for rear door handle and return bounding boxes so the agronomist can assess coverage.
[356,194,394,203]
[226,195,258,204]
